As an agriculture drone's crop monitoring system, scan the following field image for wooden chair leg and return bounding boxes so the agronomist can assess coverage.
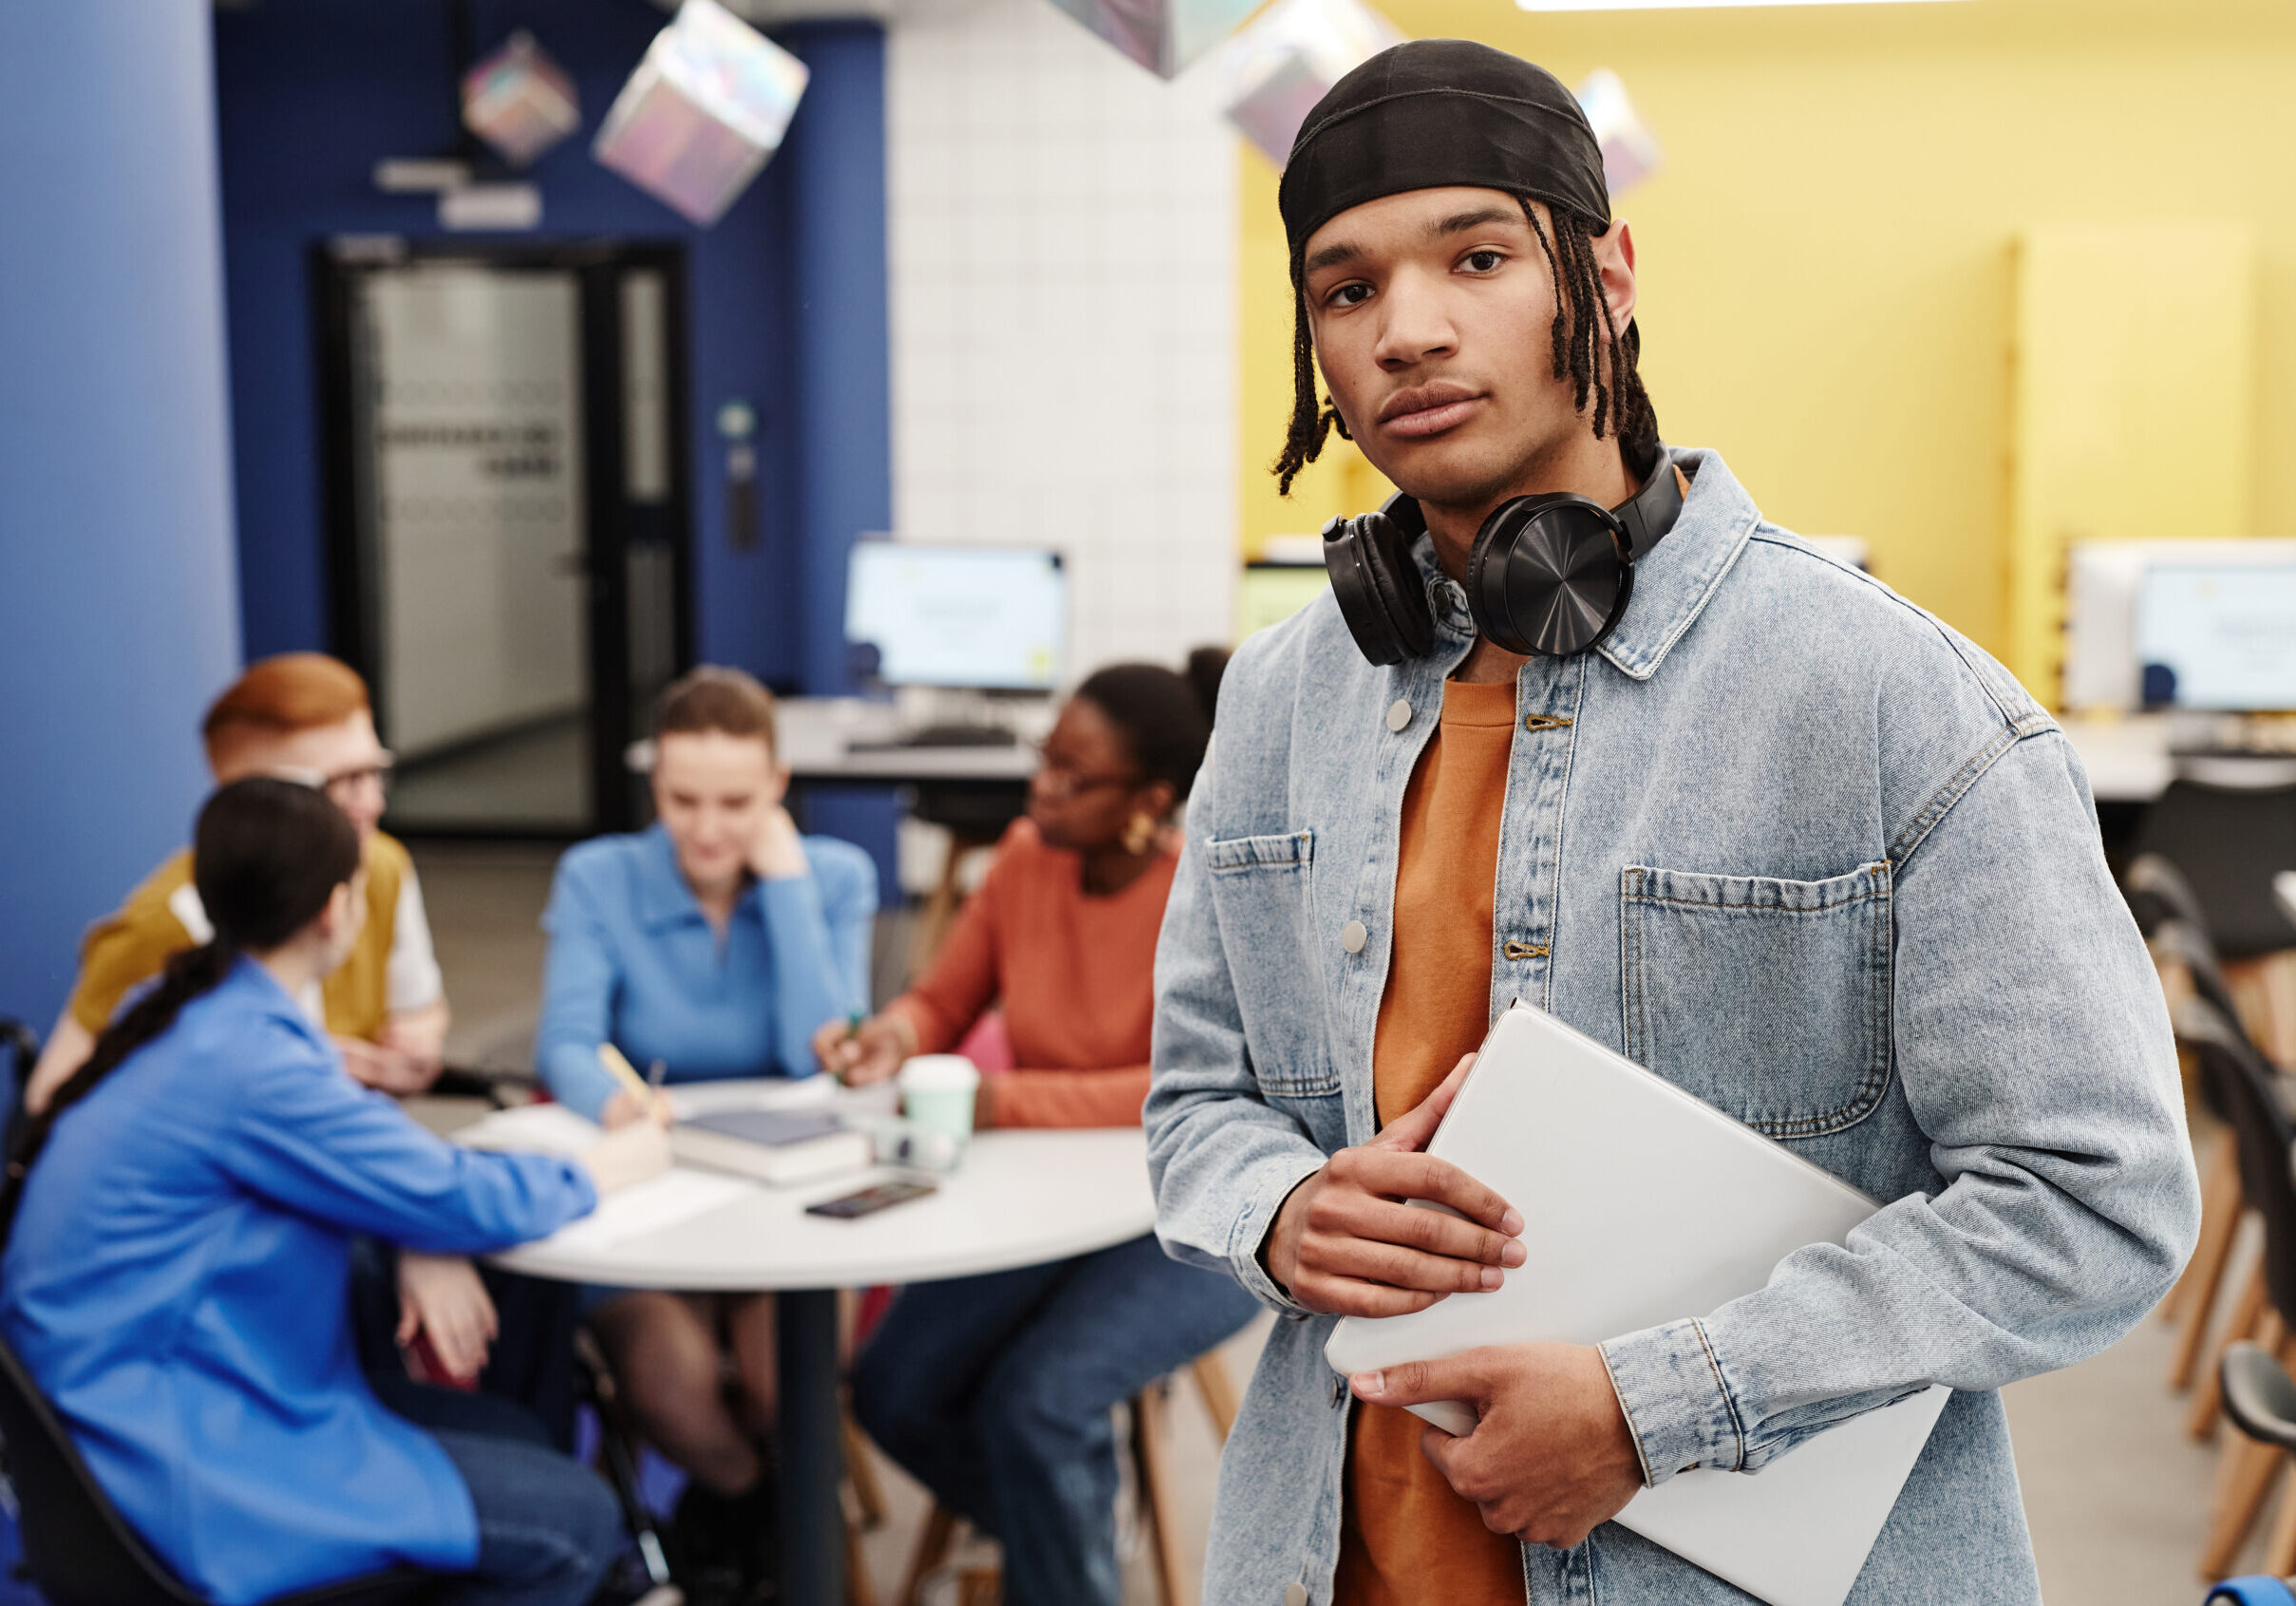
[898,1505,959,1606]
[2203,1436,2286,1578]
[845,1512,881,1606]
[1132,1384,1195,1606]
[1191,1351,1240,1446]
[2188,1268,2271,1439]
[2165,1137,2244,1344]
[843,1405,888,1530]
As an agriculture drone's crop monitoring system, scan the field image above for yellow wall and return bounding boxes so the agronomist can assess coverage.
[1237,0,2296,657]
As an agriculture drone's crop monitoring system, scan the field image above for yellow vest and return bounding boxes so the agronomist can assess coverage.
[69,833,411,1042]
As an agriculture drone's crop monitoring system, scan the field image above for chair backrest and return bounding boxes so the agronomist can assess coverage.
[2127,852,2212,941]
[0,1330,205,1606]
[2177,997,2296,1330]
[2133,782,2296,960]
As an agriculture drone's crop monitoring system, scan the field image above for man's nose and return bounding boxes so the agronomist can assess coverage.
[1373,272,1458,368]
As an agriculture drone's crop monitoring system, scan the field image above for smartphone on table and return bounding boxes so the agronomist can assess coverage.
[805,1177,937,1219]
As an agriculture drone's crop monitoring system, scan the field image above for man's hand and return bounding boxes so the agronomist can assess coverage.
[396,1252,498,1383]
[1352,1343,1646,1548]
[337,1035,438,1096]
[1263,1054,1525,1315]
[812,1010,915,1086]
[748,803,810,881]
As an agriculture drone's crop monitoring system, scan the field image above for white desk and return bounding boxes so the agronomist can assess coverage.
[463,1092,1156,1606]
[775,697,1043,785]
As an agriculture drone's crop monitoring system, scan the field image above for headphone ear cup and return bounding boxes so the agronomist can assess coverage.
[1467,498,1632,657]
[1322,511,1436,666]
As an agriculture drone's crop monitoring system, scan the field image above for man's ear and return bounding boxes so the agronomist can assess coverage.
[1594,218,1637,334]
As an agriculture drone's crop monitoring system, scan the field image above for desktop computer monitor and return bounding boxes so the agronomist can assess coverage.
[844,543,1066,691]
[2135,562,2296,710]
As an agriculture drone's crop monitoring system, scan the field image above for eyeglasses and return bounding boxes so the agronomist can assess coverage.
[269,755,396,802]
[321,756,396,802]
[1029,741,1139,801]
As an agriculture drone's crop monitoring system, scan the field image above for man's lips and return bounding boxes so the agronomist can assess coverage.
[1378,383,1485,439]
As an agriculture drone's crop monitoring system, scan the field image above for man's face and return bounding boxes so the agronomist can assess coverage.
[1300,185,1635,516]
[216,711,393,839]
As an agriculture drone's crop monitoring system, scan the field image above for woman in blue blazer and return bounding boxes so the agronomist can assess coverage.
[535,666,875,1597]
[0,778,670,1606]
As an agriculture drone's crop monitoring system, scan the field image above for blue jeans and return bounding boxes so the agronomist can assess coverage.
[853,1232,1259,1606]
[377,1380,623,1606]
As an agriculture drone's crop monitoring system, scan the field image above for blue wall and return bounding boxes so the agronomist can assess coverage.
[0,0,245,1030]
[213,0,888,697]
[213,0,897,878]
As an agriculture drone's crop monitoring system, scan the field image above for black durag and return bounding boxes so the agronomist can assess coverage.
[1278,39,1611,260]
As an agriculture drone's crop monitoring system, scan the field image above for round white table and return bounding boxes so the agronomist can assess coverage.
[472,1096,1157,1606]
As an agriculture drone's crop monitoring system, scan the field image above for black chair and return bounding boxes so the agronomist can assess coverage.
[2180,997,2296,1577]
[2134,782,2296,960]
[2129,850,2215,941]
[0,1321,438,1605]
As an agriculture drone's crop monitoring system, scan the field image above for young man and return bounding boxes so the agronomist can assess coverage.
[28,652,447,1112]
[1145,41,2199,1606]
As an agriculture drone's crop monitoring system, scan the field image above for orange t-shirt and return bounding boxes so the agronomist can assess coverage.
[1335,675,1525,1606]
[891,818,1176,1128]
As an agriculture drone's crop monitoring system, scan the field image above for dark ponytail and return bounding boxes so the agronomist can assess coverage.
[2,778,360,1248]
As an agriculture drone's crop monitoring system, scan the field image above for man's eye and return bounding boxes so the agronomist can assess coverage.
[1327,283,1371,308]
[1463,250,1504,273]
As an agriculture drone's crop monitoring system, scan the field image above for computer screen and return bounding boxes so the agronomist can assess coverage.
[844,543,1066,691]
[2135,563,2296,710]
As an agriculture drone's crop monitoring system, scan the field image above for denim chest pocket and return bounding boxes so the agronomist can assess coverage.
[1204,830,1338,1099]
[1620,860,1892,1139]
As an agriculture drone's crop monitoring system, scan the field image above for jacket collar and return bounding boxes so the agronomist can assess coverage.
[1406,444,1759,681]
[632,822,753,933]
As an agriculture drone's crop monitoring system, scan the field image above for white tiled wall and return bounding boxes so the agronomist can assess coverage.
[886,0,1240,678]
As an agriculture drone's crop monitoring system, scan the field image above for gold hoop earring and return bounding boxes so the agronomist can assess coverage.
[1123,811,1156,856]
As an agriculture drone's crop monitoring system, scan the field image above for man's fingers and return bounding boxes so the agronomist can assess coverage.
[1369,1053,1479,1152]
[1326,1149,1522,1238]
[1350,1350,1496,1409]
[1307,1236,1506,1294]
[1293,1275,1449,1318]
[1320,1191,1525,1269]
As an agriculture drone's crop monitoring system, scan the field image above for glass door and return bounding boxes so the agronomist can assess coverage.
[318,241,691,835]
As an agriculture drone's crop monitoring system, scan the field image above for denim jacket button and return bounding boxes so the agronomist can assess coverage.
[1340,920,1368,954]
[1285,1584,1310,1606]
[1385,698,1412,732]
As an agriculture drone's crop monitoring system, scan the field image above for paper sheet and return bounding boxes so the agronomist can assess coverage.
[538,1167,757,1256]
[456,1103,601,1157]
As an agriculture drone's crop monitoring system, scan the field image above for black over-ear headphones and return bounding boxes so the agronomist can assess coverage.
[1320,448,1684,665]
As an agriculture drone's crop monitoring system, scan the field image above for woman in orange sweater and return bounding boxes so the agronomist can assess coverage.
[819,660,1258,1606]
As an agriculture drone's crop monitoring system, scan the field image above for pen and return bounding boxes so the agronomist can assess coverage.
[834,1011,864,1084]
[597,1044,668,1121]
[646,1058,670,1120]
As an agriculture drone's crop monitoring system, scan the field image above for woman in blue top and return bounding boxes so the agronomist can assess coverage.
[0,778,673,1606]
[535,666,876,1595]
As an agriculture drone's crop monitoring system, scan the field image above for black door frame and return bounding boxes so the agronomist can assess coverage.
[312,236,695,836]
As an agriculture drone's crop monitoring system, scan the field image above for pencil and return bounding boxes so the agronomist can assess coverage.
[597,1044,664,1117]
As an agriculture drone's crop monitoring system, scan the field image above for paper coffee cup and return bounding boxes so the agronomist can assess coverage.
[898,1054,980,1153]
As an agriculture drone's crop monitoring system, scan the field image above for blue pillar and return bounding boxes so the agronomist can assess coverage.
[0,2,242,1030]
[781,22,900,893]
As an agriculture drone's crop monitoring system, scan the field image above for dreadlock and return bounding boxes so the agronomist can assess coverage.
[1271,198,1661,496]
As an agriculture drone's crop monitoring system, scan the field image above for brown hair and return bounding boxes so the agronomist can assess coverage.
[654,666,779,756]
[201,653,372,772]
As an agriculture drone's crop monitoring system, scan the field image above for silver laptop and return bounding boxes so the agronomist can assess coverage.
[1325,1001,1948,1606]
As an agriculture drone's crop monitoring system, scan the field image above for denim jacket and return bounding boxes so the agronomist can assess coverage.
[1145,447,2201,1605]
